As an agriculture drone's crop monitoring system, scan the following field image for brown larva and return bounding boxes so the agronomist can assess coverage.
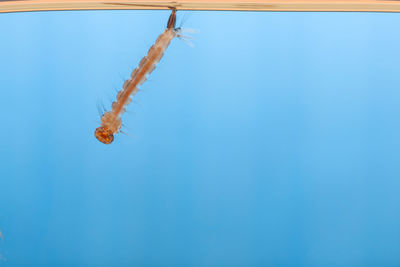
[95,8,179,144]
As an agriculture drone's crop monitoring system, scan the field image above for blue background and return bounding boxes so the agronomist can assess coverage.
[0,10,400,266]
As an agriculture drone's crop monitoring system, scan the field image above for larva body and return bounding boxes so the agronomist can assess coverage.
[95,9,177,144]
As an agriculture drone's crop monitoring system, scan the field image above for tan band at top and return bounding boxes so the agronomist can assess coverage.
[1,0,400,14]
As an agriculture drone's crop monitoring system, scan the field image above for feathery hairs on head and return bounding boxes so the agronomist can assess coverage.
[173,10,197,47]
[96,101,107,117]
[175,27,197,47]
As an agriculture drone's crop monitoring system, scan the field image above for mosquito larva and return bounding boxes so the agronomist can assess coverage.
[95,8,179,144]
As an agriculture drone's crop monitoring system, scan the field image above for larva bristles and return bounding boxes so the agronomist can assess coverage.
[94,126,114,144]
[100,112,122,133]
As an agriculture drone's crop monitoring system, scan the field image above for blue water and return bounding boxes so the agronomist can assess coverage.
[1,10,400,266]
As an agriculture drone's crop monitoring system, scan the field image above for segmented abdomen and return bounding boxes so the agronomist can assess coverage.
[100,28,176,134]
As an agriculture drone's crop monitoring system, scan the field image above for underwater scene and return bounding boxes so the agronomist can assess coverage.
[0,9,400,266]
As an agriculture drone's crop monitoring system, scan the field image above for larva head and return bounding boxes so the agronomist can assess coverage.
[95,126,114,144]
